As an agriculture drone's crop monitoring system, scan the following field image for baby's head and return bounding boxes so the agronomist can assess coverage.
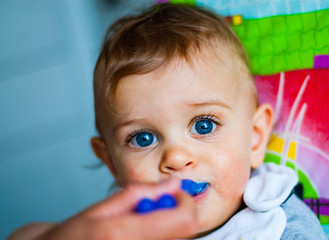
[91,3,273,237]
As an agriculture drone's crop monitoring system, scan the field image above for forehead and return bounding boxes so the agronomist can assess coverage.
[113,54,241,116]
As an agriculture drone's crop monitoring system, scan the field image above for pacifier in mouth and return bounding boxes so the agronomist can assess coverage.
[181,179,209,196]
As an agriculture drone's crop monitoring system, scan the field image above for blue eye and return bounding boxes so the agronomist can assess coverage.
[191,119,216,135]
[131,132,158,147]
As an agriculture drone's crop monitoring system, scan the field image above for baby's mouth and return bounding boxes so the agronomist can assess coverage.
[181,179,210,197]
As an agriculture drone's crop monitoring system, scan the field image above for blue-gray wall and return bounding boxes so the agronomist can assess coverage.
[0,0,151,238]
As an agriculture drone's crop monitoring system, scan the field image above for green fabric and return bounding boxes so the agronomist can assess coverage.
[232,9,329,75]
[170,0,195,5]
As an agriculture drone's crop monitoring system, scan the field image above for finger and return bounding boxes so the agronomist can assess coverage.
[96,191,198,240]
[85,178,182,218]
[143,191,198,239]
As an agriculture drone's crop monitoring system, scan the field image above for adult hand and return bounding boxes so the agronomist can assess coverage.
[11,179,197,240]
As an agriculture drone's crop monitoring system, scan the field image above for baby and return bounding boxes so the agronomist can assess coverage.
[90,3,326,239]
[92,2,272,236]
[9,3,326,240]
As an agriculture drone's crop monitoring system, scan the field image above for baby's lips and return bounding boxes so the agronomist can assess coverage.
[181,179,209,196]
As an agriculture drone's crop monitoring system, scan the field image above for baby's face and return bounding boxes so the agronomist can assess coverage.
[98,55,268,235]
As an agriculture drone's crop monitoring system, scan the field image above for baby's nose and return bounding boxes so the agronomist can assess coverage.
[159,146,197,173]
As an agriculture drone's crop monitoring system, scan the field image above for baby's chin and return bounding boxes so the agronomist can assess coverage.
[194,199,246,238]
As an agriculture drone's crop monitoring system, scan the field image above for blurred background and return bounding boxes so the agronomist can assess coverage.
[0,0,152,238]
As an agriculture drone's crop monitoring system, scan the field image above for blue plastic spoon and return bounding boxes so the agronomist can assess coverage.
[136,194,177,214]
[136,179,209,214]
[181,179,209,196]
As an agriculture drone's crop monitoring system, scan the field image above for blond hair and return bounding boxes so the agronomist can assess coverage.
[94,3,254,136]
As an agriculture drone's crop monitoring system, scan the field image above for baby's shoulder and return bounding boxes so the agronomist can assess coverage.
[280,194,327,240]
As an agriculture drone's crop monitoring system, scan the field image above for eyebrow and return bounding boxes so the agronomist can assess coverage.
[187,100,232,110]
[113,118,149,134]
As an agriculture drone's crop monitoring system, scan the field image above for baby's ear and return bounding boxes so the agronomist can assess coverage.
[90,137,120,183]
[250,103,274,169]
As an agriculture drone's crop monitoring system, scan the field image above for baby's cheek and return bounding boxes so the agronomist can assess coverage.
[215,152,250,195]
[119,168,141,185]
[122,164,154,184]
[229,165,249,197]
[128,168,144,181]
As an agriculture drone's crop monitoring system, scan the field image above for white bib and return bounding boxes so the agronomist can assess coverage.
[188,163,298,240]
